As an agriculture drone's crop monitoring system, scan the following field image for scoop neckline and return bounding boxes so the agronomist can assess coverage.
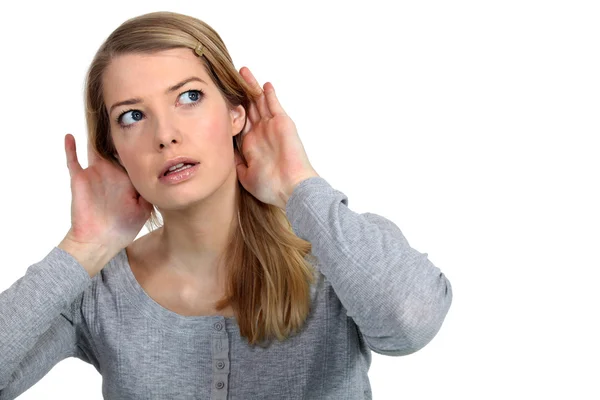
[115,247,238,332]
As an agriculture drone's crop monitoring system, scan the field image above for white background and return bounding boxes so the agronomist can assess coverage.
[0,0,598,399]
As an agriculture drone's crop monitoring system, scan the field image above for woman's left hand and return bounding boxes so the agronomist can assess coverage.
[235,66,319,210]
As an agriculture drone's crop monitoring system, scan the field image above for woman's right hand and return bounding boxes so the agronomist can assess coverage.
[61,133,153,256]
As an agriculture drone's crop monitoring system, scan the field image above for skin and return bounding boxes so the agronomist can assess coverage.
[102,48,246,290]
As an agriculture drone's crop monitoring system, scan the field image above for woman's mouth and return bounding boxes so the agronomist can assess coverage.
[159,163,200,184]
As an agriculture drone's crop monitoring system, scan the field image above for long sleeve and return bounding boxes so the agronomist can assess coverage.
[285,176,453,356]
[0,246,97,399]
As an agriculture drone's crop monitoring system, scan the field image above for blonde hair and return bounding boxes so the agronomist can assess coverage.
[83,11,316,347]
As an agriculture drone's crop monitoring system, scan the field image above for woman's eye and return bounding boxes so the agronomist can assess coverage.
[116,89,204,128]
[118,110,144,127]
[179,89,203,104]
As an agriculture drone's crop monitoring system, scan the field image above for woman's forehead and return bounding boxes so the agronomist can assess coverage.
[103,49,211,106]
[105,48,205,84]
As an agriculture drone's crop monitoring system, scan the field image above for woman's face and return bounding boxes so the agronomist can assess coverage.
[102,48,245,209]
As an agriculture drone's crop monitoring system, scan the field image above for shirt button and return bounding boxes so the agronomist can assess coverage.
[216,361,225,369]
[215,381,225,389]
[213,322,223,331]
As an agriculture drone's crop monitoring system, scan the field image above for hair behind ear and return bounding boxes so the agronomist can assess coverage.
[114,154,124,167]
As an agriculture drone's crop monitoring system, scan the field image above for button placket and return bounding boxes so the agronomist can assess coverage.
[211,318,230,400]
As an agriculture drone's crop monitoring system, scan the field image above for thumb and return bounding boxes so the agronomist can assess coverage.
[136,193,154,217]
[234,150,247,182]
[140,195,153,210]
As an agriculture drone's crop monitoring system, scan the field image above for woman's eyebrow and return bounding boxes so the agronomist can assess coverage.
[108,76,207,115]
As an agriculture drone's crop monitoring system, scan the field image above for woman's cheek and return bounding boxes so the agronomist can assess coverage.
[199,117,230,149]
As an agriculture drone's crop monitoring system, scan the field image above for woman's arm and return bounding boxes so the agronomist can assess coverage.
[0,246,98,399]
[286,176,453,356]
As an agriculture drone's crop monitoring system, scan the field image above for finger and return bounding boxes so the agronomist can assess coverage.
[240,67,271,119]
[64,134,83,178]
[246,99,261,126]
[263,82,287,116]
[241,118,253,136]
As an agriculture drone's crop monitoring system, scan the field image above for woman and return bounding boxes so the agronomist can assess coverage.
[0,11,452,399]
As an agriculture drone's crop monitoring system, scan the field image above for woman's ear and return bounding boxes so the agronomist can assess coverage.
[230,104,246,137]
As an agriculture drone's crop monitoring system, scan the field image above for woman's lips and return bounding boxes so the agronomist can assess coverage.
[159,163,199,184]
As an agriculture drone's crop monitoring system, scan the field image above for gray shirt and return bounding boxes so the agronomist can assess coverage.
[0,176,453,399]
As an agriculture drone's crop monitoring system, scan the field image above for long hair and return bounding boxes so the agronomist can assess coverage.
[83,11,316,347]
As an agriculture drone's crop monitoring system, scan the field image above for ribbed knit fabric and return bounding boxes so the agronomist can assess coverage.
[0,176,452,399]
